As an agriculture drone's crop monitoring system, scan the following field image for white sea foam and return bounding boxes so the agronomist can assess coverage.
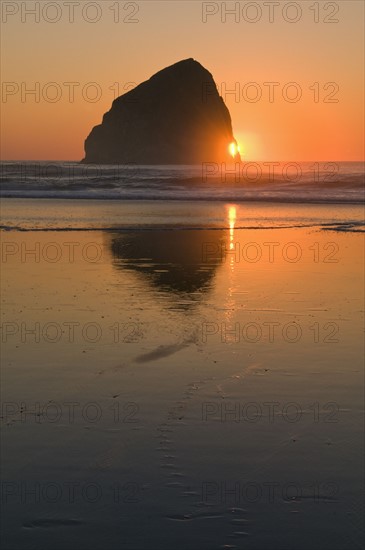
[1,161,364,203]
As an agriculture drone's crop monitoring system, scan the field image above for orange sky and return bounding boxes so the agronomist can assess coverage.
[1,0,364,161]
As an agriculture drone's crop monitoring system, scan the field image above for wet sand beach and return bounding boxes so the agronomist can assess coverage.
[1,200,364,550]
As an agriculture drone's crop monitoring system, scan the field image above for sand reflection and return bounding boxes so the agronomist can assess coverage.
[108,228,227,296]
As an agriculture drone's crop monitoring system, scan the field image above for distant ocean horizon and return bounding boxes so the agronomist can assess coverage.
[1,160,364,204]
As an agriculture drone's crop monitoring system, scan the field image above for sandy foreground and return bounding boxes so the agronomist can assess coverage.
[1,200,364,550]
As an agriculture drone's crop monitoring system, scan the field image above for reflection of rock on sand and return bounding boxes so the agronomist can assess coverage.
[108,229,227,295]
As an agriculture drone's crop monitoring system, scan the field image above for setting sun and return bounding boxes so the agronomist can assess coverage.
[229,142,241,158]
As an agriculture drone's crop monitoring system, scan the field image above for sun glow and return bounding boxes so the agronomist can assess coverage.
[229,142,241,158]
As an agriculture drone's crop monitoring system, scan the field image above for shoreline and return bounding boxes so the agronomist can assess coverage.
[1,195,364,205]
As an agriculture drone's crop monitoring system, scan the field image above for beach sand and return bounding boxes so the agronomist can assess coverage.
[1,200,364,549]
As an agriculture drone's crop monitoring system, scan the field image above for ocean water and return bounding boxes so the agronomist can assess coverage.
[1,161,364,203]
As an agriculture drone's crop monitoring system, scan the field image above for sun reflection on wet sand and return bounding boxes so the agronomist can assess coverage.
[228,205,237,252]
[223,205,239,326]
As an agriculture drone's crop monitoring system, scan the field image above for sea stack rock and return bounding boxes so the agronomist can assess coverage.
[82,59,241,164]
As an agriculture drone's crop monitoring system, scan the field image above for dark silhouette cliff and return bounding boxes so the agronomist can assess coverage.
[82,59,240,164]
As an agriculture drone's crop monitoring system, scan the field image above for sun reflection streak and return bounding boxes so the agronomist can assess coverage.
[224,205,238,327]
[228,205,237,251]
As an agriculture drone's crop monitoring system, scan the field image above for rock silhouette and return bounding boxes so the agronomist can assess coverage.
[82,58,240,164]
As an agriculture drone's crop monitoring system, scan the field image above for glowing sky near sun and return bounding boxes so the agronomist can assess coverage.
[1,0,364,161]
